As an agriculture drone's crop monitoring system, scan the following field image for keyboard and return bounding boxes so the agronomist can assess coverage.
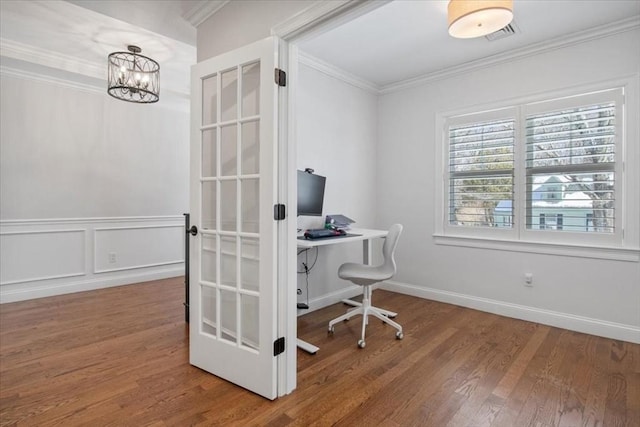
[303,228,346,239]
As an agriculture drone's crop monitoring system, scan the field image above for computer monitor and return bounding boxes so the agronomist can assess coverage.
[297,170,326,216]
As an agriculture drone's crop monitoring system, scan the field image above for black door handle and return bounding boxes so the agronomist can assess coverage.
[188,225,198,236]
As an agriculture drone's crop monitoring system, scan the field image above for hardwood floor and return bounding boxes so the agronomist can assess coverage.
[1,277,638,426]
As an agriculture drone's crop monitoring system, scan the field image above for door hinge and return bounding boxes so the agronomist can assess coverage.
[274,204,286,221]
[273,337,285,356]
[275,68,286,87]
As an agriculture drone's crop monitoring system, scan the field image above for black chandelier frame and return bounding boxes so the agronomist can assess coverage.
[107,45,160,104]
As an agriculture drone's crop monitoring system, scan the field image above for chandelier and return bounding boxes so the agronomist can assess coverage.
[448,0,514,39]
[107,45,160,103]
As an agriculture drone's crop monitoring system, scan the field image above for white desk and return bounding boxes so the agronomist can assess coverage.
[296,228,389,354]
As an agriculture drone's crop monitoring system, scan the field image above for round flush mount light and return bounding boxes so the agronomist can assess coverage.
[448,0,513,39]
[107,45,160,103]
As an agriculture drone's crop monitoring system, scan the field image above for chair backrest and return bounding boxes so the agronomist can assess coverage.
[381,224,403,276]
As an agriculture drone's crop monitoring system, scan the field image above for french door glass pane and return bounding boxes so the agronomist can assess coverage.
[201,284,217,335]
[241,294,259,350]
[220,180,237,231]
[220,289,237,343]
[242,62,260,118]
[202,74,218,126]
[242,178,260,233]
[220,124,238,176]
[202,129,216,178]
[202,182,216,231]
[241,237,259,292]
[220,236,236,287]
[201,234,217,283]
[221,68,238,122]
[241,120,259,175]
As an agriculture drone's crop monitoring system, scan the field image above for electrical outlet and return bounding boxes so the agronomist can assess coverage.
[108,252,117,264]
[524,273,533,287]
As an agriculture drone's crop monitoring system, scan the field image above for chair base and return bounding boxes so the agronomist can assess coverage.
[328,285,403,348]
[341,298,398,318]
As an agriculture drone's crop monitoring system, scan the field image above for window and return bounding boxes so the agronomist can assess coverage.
[449,117,515,228]
[440,87,627,249]
[525,97,616,234]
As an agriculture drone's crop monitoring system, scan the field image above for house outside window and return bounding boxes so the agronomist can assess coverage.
[438,86,633,252]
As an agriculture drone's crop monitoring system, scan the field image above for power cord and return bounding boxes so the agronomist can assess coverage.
[297,247,318,309]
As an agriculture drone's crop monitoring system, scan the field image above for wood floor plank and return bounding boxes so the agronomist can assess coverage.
[1,277,638,426]
[492,324,550,400]
[625,341,640,426]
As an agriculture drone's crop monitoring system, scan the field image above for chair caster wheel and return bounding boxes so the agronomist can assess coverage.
[328,326,334,334]
[396,331,404,340]
[358,340,366,348]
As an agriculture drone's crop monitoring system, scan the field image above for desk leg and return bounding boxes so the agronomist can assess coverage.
[363,237,371,265]
[340,237,397,318]
[297,338,319,354]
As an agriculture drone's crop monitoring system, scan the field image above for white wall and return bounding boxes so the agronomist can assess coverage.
[196,0,310,62]
[0,72,189,302]
[377,28,640,342]
[296,60,379,308]
[0,75,188,219]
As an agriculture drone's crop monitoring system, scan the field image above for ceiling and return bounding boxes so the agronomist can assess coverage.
[1,0,638,102]
[298,0,640,88]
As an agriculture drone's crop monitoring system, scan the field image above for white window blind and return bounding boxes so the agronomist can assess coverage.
[448,118,515,228]
[525,100,616,233]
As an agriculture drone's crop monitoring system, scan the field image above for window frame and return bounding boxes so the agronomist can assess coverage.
[434,78,639,261]
[443,107,518,241]
[519,89,624,247]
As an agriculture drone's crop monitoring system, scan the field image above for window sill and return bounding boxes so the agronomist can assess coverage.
[433,234,639,262]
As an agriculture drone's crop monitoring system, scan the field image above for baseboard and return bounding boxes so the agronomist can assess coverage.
[0,266,184,304]
[380,280,640,344]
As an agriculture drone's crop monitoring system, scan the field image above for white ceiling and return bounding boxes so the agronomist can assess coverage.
[1,0,638,102]
[298,0,640,87]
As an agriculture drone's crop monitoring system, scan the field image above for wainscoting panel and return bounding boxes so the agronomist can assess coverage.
[0,229,85,285]
[0,216,185,303]
[94,225,184,273]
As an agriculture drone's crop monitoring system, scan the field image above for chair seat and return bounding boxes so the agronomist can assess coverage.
[338,262,393,285]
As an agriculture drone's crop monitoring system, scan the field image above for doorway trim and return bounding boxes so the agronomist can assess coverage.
[271,0,391,396]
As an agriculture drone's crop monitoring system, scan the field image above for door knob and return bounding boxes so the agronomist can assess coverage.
[188,225,198,236]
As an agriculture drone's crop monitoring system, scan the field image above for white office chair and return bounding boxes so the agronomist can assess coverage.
[328,224,404,348]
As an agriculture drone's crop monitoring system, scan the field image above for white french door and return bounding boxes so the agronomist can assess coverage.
[189,37,280,400]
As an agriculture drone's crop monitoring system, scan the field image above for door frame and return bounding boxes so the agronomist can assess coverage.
[272,0,391,396]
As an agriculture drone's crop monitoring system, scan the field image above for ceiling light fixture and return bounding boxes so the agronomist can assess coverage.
[107,45,160,103]
[448,0,514,39]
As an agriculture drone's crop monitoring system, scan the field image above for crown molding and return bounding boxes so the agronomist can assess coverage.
[272,0,391,42]
[182,0,231,27]
[298,50,380,94]
[381,16,640,95]
[0,37,104,80]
